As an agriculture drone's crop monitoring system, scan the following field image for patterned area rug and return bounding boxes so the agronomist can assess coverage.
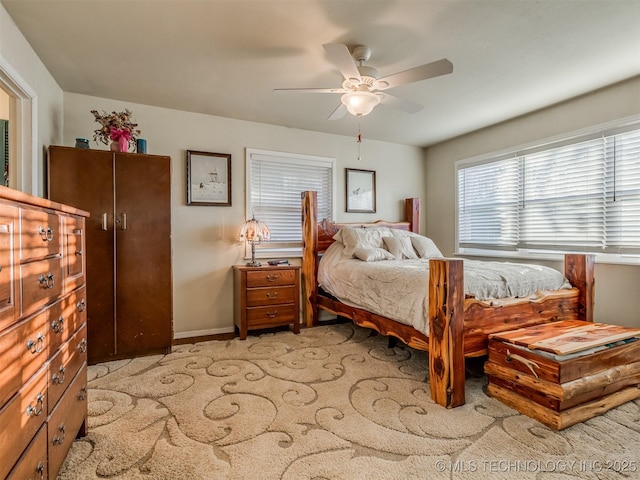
[59,324,640,479]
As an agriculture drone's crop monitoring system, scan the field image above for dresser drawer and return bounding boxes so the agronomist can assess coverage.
[246,268,297,287]
[63,215,85,291]
[246,285,296,307]
[6,423,47,480]
[48,364,87,479]
[246,304,298,328]
[21,257,63,316]
[21,208,61,261]
[0,203,19,333]
[0,367,48,480]
[48,323,87,414]
[0,311,48,407]
[48,286,87,355]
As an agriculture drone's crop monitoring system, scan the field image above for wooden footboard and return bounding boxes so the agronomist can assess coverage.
[301,191,595,409]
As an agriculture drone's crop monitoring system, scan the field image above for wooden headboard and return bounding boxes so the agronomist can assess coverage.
[301,190,420,326]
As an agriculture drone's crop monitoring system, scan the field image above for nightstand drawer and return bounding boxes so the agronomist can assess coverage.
[246,268,296,287]
[246,304,298,328]
[246,285,296,307]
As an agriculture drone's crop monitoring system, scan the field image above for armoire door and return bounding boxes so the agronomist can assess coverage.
[114,153,172,355]
[47,147,116,363]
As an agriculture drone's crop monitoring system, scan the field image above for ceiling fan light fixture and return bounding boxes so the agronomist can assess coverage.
[341,90,381,117]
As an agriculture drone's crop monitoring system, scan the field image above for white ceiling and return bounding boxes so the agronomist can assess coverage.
[3,0,640,147]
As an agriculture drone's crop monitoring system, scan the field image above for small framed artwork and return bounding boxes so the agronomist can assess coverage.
[186,150,232,206]
[346,168,376,213]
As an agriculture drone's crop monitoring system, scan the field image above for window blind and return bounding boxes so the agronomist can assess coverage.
[457,126,640,255]
[606,130,640,252]
[458,157,520,250]
[247,150,334,251]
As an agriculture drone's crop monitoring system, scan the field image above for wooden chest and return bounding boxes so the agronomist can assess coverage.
[485,320,640,430]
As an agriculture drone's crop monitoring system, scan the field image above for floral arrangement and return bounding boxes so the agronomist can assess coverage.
[91,109,141,151]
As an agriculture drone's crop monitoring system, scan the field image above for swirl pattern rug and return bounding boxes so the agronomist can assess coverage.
[59,324,640,479]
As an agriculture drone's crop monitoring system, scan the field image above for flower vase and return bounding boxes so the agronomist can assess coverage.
[110,141,121,152]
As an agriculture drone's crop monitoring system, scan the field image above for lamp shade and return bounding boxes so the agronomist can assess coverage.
[341,90,381,117]
[239,216,270,244]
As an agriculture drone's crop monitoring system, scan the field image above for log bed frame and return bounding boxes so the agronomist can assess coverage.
[301,191,595,408]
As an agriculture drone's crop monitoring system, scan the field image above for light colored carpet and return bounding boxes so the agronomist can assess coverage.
[59,324,640,479]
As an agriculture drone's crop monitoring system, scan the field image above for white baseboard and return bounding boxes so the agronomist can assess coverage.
[173,327,235,340]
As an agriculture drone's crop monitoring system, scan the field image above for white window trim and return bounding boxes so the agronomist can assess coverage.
[455,115,640,266]
[0,53,38,194]
[245,147,336,259]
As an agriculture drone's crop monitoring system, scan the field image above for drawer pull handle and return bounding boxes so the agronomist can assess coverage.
[266,311,278,318]
[51,315,65,333]
[26,333,45,354]
[77,299,87,312]
[266,292,278,299]
[38,225,54,242]
[77,338,88,353]
[266,274,278,282]
[78,385,88,401]
[505,349,540,378]
[52,424,66,445]
[38,273,55,289]
[75,249,83,256]
[25,392,45,417]
[36,461,45,479]
[52,365,66,385]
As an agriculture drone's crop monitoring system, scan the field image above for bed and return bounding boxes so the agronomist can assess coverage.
[301,191,595,408]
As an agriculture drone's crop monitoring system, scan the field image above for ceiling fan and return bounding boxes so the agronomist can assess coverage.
[274,43,453,120]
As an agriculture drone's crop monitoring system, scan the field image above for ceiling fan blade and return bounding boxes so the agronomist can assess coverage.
[274,87,346,94]
[323,43,362,83]
[380,93,423,114]
[328,104,347,120]
[374,58,453,90]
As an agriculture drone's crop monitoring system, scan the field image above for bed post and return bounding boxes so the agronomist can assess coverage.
[429,258,465,408]
[405,198,420,233]
[301,191,319,328]
[564,254,595,322]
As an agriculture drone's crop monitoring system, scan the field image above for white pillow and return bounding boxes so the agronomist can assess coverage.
[353,247,395,262]
[334,227,393,257]
[410,236,444,258]
[389,229,443,258]
[382,236,418,259]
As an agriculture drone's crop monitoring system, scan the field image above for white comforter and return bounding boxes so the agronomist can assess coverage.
[318,242,572,335]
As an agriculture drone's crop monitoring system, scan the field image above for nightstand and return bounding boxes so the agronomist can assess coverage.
[233,265,301,339]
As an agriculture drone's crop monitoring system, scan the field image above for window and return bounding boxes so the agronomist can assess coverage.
[457,124,640,257]
[246,148,335,257]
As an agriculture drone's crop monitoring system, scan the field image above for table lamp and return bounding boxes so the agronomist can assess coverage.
[239,216,270,267]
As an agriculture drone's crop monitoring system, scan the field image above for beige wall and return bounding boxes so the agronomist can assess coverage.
[0,88,8,120]
[63,92,426,338]
[425,77,640,327]
[0,3,63,195]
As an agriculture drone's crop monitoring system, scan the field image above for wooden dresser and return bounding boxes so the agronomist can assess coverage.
[0,185,89,479]
[233,265,301,339]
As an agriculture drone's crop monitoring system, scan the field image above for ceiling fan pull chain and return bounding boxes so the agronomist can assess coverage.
[357,122,362,161]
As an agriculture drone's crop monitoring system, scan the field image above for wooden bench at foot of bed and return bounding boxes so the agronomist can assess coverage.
[301,190,595,409]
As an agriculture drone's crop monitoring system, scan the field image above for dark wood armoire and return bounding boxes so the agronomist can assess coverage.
[47,146,172,364]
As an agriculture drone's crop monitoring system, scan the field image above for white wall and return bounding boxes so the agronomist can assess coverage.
[425,76,640,327]
[63,92,426,338]
[0,3,63,195]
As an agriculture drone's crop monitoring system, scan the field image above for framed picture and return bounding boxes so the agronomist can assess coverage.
[346,168,376,213]
[186,150,232,206]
